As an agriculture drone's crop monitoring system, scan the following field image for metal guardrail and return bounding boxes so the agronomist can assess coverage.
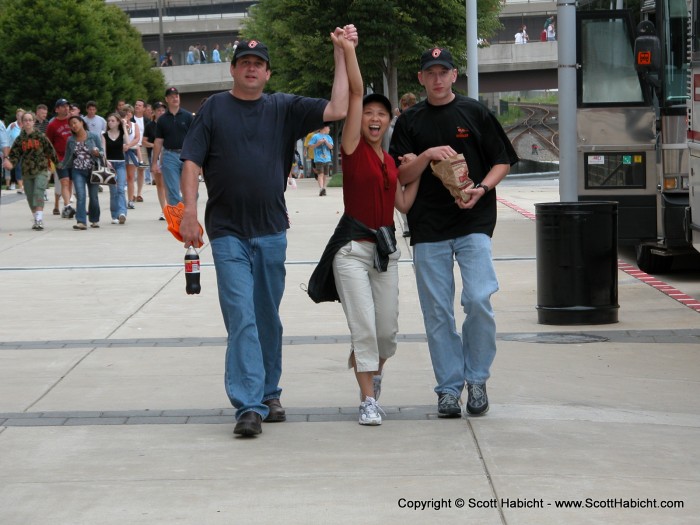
[130,12,246,23]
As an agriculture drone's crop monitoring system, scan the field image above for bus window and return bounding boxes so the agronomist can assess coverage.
[585,153,647,188]
[661,0,689,105]
[580,17,645,105]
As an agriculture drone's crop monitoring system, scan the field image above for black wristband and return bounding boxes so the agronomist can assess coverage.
[475,183,490,193]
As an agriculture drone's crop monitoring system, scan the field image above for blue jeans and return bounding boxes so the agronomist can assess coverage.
[161,150,183,206]
[108,161,127,219]
[71,168,100,225]
[413,233,499,396]
[211,231,287,419]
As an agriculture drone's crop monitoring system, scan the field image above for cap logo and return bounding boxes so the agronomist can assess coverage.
[249,40,259,48]
[432,49,441,58]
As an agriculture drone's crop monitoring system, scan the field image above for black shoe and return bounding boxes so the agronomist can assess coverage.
[233,411,262,437]
[466,383,489,416]
[437,393,462,418]
[263,399,286,422]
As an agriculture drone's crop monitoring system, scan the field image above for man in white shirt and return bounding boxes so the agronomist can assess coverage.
[85,101,107,135]
[133,99,148,201]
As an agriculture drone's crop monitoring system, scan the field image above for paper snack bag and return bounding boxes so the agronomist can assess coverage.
[430,153,474,201]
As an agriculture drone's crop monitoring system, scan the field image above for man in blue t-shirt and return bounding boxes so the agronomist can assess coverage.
[179,28,357,438]
[308,124,333,196]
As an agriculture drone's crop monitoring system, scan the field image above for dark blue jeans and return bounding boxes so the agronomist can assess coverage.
[71,168,100,224]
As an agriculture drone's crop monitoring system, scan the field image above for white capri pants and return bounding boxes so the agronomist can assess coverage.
[332,240,401,372]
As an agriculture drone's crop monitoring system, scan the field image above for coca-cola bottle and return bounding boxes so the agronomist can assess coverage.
[184,246,201,295]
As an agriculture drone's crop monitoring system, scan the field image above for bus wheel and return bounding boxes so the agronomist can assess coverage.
[636,244,673,274]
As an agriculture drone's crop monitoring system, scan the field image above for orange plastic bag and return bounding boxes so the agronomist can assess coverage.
[163,202,204,248]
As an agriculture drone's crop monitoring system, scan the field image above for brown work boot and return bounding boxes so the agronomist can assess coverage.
[263,399,286,422]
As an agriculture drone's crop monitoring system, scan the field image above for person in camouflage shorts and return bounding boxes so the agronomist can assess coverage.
[2,112,59,230]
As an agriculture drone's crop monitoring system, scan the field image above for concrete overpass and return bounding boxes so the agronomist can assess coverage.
[110,0,559,101]
[159,40,559,109]
[470,41,558,92]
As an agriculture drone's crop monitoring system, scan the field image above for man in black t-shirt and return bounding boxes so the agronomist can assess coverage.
[151,87,193,206]
[179,29,357,438]
[390,47,518,420]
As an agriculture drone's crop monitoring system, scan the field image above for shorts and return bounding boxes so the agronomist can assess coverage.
[125,149,139,166]
[316,162,331,176]
[139,146,149,166]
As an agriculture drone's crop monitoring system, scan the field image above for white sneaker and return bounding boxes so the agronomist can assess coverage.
[111,219,119,224]
[359,396,383,426]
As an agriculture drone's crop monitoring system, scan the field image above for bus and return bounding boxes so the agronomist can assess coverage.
[687,0,700,258]
[576,0,698,273]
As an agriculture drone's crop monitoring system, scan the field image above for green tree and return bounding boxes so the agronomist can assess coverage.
[242,0,503,109]
[0,0,164,118]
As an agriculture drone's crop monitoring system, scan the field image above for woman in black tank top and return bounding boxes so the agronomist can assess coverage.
[102,113,129,224]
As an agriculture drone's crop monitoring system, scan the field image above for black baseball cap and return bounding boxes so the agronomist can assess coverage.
[233,40,270,64]
[420,47,455,70]
[55,98,69,107]
[153,101,166,109]
[363,93,392,115]
[165,87,179,97]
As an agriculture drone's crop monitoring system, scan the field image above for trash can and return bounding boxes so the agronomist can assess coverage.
[535,201,619,325]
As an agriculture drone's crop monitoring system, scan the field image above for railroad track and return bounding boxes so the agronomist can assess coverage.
[506,103,559,157]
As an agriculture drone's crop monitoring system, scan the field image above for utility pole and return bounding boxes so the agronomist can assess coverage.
[558,0,577,201]
[466,0,478,98]
[158,0,165,63]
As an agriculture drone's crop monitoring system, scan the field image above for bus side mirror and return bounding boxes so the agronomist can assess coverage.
[634,20,661,74]
[634,35,661,73]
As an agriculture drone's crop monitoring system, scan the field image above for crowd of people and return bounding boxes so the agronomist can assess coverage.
[1,92,187,230]
[152,41,239,67]
[3,26,518,439]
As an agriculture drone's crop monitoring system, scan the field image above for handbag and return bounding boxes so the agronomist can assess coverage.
[90,154,117,185]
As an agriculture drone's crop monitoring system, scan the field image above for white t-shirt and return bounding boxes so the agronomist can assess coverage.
[133,115,145,146]
[86,115,107,136]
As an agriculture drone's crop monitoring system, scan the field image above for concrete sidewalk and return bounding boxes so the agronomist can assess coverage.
[1,177,699,524]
